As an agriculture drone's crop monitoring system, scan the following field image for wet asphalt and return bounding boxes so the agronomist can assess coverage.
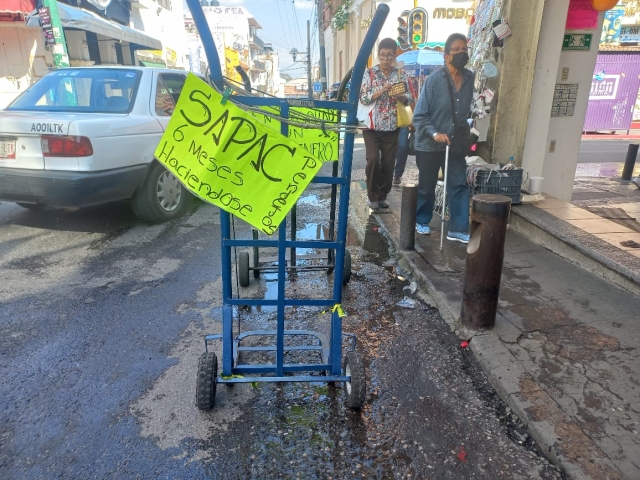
[0,146,564,479]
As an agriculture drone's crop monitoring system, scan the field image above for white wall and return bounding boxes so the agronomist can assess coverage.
[521,0,571,178]
[0,25,53,109]
[520,2,605,200]
[65,30,92,65]
[131,0,187,68]
[542,11,605,200]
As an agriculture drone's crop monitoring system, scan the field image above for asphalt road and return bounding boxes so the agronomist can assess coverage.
[0,144,563,479]
[579,139,637,164]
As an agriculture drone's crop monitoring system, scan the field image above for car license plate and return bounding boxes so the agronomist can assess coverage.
[0,138,16,159]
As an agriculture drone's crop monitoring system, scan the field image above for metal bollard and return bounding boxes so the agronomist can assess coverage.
[460,194,512,330]
[622,143,639,181]
[399,184,418,250]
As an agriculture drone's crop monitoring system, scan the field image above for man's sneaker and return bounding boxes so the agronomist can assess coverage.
[378,199,389,208]
[416,224,431,235]
[368,200,379,210]
[447,231,470,244]
[393,176,402,186]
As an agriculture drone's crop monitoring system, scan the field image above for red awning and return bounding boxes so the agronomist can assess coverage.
[0,0,37,22]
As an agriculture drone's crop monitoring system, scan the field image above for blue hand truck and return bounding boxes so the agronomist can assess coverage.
[187,0,390,410]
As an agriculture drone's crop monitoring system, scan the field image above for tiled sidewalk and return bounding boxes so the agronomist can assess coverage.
[534,195,640,259]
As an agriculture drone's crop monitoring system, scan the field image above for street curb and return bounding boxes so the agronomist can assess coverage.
[368,196,623,479]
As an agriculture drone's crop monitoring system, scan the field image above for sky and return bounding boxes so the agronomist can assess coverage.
[182,0,318,78]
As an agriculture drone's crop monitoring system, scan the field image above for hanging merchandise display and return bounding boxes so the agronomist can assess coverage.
[466,0,507,148]
[468,0,505,93]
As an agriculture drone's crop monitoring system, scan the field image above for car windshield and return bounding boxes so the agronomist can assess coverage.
[7,69,141,114]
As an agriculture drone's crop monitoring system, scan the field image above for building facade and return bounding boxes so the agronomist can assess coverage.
[184,4,282,96]
[0,0,187,109]
[0,0,51,108]
[322,0,474,85]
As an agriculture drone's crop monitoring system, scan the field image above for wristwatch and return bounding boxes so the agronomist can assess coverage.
[433,133,439,140]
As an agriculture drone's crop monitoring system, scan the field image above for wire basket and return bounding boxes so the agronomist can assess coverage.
[433,181,450,220]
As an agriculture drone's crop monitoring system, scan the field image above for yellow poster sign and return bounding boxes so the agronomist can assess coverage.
[224,47,242,85]
[154,74,325,235]
[250,107,339,161]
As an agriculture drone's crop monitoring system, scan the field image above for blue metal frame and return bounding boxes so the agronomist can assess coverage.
[187,0,389,385]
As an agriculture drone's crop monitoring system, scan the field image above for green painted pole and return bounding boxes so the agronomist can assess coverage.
[41,0,70,68]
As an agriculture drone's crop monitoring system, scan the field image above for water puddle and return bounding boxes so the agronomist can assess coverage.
[362,216,391,263]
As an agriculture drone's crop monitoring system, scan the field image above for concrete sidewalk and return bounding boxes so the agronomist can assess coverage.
[366,185,640,480]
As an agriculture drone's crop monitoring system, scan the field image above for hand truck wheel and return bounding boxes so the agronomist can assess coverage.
[238,251,250,287]
[196,352,218,410]
[342,350,366,409]
[342,250,352,285]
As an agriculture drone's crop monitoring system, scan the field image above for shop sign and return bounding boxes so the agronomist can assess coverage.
[38,7,55,45]
[563,33,592,50]
[432,7,475,20]
[590,74,620,100]
[166,48,177,64]
[601,6,625,43]
[620,26,640,43]
[566,0,599,30]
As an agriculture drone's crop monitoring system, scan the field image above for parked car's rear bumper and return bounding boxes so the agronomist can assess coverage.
[0,165,149,208]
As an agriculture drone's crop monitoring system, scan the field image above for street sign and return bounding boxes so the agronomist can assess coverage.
[620,26,640,44]
[313,82,322,93]
[562,33,592,51]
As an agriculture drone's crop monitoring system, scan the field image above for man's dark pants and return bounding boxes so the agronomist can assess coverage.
[362,129,399,202]
[415,149,470,234]
[394,126,410,179]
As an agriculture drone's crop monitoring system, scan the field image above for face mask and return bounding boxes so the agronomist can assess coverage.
[451,51,469,70]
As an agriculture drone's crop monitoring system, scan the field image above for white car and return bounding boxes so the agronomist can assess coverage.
[0,66,197,223]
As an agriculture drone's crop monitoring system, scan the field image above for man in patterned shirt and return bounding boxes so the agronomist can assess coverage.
[359,38,412,210]
[412,33,475,244]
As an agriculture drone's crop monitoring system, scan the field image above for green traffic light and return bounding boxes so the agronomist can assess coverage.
[413,34,421,43]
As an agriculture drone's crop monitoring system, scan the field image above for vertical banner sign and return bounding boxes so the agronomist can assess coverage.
[38,7,55,46]
[42,0,71,68]
[154,74,325,235]
[566,0,599,30]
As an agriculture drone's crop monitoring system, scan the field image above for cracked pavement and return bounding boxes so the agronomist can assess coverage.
[375,183,640,480]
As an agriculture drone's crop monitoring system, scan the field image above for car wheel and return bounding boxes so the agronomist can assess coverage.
[132,162,193,223]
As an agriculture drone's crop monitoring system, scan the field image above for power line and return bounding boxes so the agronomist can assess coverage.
[260,31,293,51]
[276,0,294,50]
[279,0,298,48]
[289,0,304,49]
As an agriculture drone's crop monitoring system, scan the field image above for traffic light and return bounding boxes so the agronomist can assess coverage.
[397,10,410,50]
[409,7,428,46]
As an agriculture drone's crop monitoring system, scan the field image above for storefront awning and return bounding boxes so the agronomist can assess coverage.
[0,0,36,22]
[57,2,161,50]
[139,60,166,68]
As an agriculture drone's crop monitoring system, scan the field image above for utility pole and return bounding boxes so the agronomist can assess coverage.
[307,20,313,98]
[40,0,70,68]
[317,0,328,97]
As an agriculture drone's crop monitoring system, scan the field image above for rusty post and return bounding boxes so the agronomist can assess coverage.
[460,194,512,330]
[399,184,418,250]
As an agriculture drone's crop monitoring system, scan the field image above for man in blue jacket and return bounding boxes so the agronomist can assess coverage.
[412,33,475,244]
